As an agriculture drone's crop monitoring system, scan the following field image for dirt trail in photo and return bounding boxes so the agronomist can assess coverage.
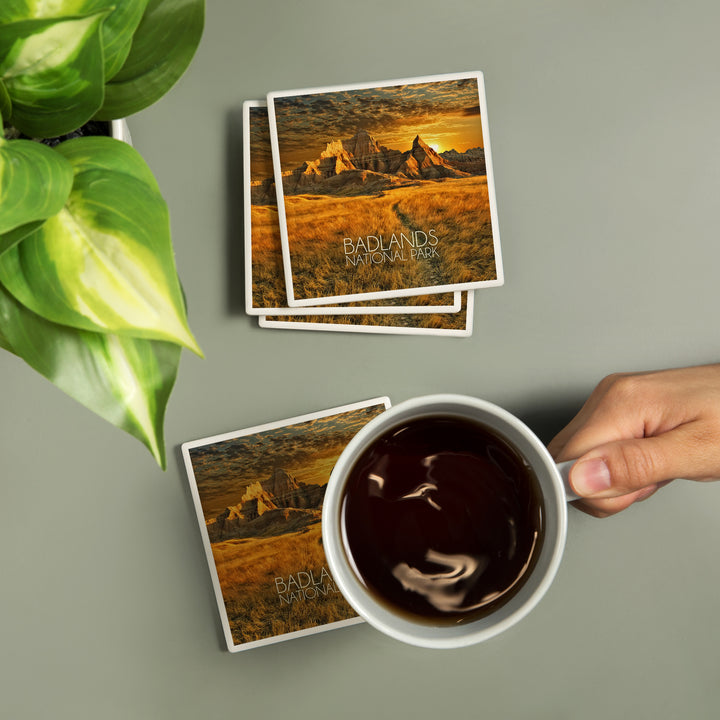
[392,201,445,288]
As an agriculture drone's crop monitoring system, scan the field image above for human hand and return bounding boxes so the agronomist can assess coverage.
[548,364,720,517]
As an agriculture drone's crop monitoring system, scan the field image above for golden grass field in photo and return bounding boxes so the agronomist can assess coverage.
[250,204,459,310]
[279,176,496,300]
[250,205,286,308]
[211,523,355,645]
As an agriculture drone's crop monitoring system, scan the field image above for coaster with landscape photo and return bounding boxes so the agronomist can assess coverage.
[267,71,503,306]
[181,398,390,651]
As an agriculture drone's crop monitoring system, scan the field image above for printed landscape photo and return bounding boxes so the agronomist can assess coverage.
[268,74,502,303]
[247,103,459,317]
[185,402,388,648]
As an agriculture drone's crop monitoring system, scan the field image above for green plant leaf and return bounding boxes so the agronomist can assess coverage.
[0,280,179,467]
[0,11,108,137]
[0,1,151,82]
[0,136,202,355]
[97,0,204,119]
[0,135,73,234]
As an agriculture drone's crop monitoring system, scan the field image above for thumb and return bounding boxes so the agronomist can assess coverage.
[569,427,698,498]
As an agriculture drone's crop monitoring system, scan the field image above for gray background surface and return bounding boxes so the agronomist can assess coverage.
[2,1,719,718]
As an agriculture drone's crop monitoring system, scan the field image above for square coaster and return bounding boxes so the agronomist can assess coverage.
[267,72,503,306]
[181,398,391,651]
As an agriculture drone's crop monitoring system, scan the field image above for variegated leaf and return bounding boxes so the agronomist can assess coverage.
[0,1,149,81]
[0,280,179,467]
[0,12,108,137]
[0,136,202,354]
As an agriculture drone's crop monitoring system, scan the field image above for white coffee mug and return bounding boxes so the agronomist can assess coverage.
[322,394,577,649]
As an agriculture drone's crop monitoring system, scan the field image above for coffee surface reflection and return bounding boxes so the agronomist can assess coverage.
[340,416,545,624]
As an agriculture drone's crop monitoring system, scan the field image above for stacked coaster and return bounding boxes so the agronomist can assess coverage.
[243,71,503,336]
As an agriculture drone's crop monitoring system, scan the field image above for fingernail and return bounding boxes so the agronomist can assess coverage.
[572,458,612,496]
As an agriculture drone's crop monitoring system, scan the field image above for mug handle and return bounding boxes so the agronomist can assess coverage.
[556,460,581,502]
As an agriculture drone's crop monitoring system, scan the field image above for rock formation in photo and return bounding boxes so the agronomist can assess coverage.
[206,467,325,542]
[277,129,484,197]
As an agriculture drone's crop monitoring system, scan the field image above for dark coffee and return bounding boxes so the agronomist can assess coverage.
[340,415,545,625]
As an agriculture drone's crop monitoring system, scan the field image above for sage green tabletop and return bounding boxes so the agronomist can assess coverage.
[2,1,719,718]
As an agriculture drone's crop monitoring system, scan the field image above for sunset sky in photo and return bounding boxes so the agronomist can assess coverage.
[268,76,486,173]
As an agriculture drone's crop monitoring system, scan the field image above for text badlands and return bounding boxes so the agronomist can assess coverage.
[275,567,341,605]
[343,230,439,266]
